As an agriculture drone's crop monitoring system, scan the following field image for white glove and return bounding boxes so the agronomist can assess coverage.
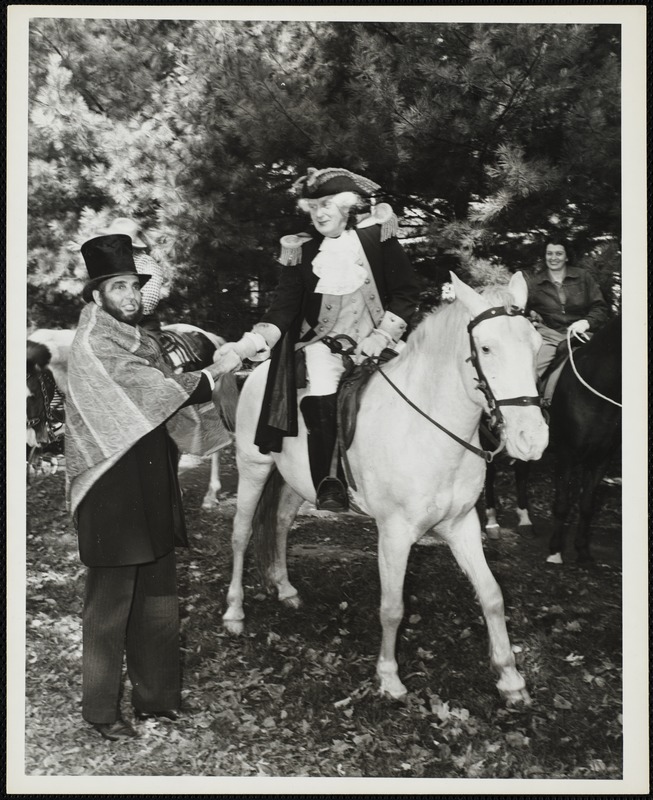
[356,329,392,359]
[211,344,244,375]
[568,319,590,341]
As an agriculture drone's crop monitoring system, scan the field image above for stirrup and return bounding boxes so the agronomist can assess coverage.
[316,476,349,512]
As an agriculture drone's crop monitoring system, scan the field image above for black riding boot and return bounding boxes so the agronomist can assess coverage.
[300,394,349,512]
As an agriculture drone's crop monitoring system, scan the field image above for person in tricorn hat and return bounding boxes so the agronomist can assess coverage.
[66,233,232,740]
[214,167,420,512]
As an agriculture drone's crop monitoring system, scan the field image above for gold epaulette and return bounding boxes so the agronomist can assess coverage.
[278,232,313,266]
[371,202,399,242]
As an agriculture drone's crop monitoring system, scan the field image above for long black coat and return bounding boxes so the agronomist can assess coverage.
[76,378,211,567]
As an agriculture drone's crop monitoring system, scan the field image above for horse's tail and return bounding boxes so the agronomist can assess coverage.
[252,465,286,584]
[216,372,239,432]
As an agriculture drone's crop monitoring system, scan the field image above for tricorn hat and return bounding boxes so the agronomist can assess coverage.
[103,217,149,249]
[293,167,381,199]
[81,234,151,303]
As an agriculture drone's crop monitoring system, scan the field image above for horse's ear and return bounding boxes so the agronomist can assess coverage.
[449,271,490,317]
[508,271,528,310]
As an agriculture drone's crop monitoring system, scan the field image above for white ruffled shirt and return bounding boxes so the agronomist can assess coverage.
[311,230,368,295]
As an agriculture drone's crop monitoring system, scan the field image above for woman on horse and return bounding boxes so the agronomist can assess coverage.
[215,167,420,512]
[525,236,609,382]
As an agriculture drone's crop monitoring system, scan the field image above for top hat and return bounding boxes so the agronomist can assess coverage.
[293,167,381,199]
[81,234,151,302]
[103,217,149,249]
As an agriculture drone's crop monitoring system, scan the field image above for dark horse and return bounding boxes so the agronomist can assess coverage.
[483,316,621,564]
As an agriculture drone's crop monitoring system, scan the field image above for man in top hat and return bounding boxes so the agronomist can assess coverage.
[66,233,232,740]
[214,167,420,512]
[103,217,164,319]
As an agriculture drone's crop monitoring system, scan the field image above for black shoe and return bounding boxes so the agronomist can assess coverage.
[133,707,179,722]
[316,476,349,512]
[91,718,139,741]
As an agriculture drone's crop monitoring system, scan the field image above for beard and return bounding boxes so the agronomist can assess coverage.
[99,292,144,325]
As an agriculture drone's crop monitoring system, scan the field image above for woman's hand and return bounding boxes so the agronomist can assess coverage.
[568,319,590,341]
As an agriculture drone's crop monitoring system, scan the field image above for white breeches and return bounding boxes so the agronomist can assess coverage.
[303,341,346,396]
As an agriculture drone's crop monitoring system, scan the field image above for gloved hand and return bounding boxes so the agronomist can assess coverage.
[356,329,392,359]
[528,310,543,327]
[568,318,590,341]
[211,345,243,376]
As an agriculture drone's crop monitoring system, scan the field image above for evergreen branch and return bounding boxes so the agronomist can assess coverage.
[363,22,405,46]
[259,78,313,143]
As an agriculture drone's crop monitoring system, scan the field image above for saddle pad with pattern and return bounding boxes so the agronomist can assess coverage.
[157,329,209,372]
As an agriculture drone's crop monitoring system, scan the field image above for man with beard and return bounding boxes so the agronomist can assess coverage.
[65,233,232,740]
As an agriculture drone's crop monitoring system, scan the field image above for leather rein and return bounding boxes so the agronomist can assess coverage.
[374,305,541,463]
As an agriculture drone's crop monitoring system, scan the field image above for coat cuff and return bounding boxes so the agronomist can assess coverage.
[251,322,282,355]
[377,310,408,342]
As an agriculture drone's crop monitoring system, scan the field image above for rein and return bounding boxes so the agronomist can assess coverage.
[566,329,622,408]
[373,305,540,463]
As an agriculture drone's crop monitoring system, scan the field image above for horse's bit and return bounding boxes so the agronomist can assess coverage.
[374,305,541,463]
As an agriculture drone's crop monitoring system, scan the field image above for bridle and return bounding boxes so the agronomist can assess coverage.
[26,367,62,442]
[373,304,541,463]
[467,305,542,437]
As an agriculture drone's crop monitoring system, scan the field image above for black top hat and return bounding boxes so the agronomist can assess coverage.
[81,234,151,302]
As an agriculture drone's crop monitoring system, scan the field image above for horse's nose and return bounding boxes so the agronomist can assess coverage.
[507,413,549,461]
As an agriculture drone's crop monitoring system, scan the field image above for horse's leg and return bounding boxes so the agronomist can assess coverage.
[547,454,574,564]
[575,455,611,564]
[266,482,304,608]
[444,510,530,705]
[200,451,222,510]
[514,460,534,535]
[484,461,501,540]
[376,518,415,698]
[223,460,272,635]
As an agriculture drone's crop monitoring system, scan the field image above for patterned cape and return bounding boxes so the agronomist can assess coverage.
[65,303,231,516]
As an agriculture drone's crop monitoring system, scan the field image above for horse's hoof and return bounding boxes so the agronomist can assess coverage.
[485,524,501,540]
[518,523,534,537]
[503,687,532,706]
[223,618,244,635]
[546,553,563,565]
[378,676,408,700]
[201,498,219,510]
[280,594,302,610]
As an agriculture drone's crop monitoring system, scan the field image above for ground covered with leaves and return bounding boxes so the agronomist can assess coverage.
[24,449,622,780]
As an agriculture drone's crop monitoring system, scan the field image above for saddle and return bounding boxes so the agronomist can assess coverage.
[337,348,398,450]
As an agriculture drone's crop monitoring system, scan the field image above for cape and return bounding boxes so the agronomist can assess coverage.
[65,303,231,515]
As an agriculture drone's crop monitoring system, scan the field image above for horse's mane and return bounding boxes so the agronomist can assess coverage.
[399,280,520,365]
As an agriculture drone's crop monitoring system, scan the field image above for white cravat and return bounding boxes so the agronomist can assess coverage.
[312,230,368,295]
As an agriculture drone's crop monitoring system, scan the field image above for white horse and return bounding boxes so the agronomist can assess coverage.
[26,324,227,509]
[223,271,548,704]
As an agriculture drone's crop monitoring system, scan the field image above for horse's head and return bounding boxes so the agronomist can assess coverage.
[26,342,56,447]
[451,271,549,461]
